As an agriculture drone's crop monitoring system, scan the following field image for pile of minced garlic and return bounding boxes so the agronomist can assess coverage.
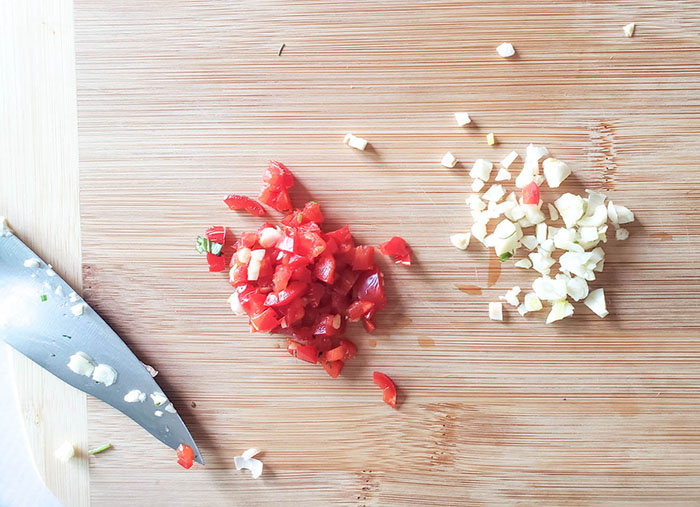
[449,143,634,324]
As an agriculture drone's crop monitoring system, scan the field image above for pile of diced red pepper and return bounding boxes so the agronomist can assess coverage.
[200,161,408,387]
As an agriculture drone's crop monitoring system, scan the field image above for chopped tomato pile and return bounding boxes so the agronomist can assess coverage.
[198,161,411,383]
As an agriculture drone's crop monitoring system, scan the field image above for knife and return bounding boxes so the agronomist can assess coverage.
[0,222,203,465]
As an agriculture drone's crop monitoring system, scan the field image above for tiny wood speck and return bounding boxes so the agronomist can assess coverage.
[76,1,700,505]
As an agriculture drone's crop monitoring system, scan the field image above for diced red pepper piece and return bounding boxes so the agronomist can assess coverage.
[264,281,309,307]
[333,269,360,296]
[204,226,227,272]
[283,297,305,327]
[263,160,295,189]
[373,371,397,408]
[177,443,195,470]
[522,181,540,205]
[301,201,324,223]
[272,264,293,292]
[353,268,386,311]
[313,314,343,337]
[206,252,227,272]
[280,209,306,227]
[287,340,318,364]
[351,245,375,271]
[205,226,226,244]
[313,335,334,353]
[239,231,258,248]
[362,316,376,333]
[324,225,354,253]
[322,338,357,362]
[250,307,280,333]
[297,230,327,259]
[321,359,344,378]
[239,289,267,318]
[307,282,325,308]
[313,252,336,284]
[378,236,411,266]
[347,300,375,322]
[224,194,267,217]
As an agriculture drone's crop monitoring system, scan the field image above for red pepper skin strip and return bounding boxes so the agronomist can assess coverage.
[373,371,397,408]
[224,194,267,217]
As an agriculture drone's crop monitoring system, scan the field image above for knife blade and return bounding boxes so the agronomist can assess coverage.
[0,225,203,465]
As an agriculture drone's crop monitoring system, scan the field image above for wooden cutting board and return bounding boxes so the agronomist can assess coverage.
[75,1,700,504]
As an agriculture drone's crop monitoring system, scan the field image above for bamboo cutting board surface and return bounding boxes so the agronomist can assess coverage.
[76,1,700,505]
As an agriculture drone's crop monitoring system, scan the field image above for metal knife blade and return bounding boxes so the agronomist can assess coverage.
[0,228,203,465]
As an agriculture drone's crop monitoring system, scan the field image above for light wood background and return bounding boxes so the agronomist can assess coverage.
[2,0,89,506]
[39,0,700,505]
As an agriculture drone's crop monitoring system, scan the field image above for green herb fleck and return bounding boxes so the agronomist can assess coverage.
[62,334,72,339]
[196,236,223,256]
[49,353,56,358]
[499,252,514,262]
[40,294,47,302]
[88,443,112,455]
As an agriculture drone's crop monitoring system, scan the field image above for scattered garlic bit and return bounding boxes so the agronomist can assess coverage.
[555,193,584,228]
[515,258,532,269]
[520,235,538,250]
[524,292,543,312]
[92,364,118,387]
[227,292,245,315]
[124,390,147,403]
[525,144,549,162]
[441,151,458,168]
[68,351,96,377]
[55,442,76,463]
[494,168,511,181]
[616,228,629,241]
[614,204,635,225]
[259,227,282,248]
[471,221,487,243]
[471,178,486,192]
[154,410,164,417]
[500,150,519,169]
[546,299,575,324]
[517,304,528,316]
[486,133,496,146]
[343,133,368,151]
[558,274,589,301]
[142,362,159,377]
[542,158,571,188]
[164,403,177,414]
[454,112,471,126]
[247,249,266,281]
[470,159,493,181]
[488,302,503,321]
[496,42,515,58]
[515,165,535,189]
[70,303,86,317]
[235,449,263,479]
[68,291,80,303]
[500,286,521,307]
[24,258,41,269]
[150,392,168,406]
[533,277,567,301]
[466,195,486,211]
[450,233,471,250]
[482,184,505,202]
[584,288,608,318]
[55,285,64,296]
[0,216,12,236]
[536,223,547,244]
[547,203,559,221]
[623,23,636,38]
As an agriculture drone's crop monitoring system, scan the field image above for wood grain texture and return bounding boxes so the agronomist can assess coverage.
[1,0,89,505]
[75,1,700,505]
